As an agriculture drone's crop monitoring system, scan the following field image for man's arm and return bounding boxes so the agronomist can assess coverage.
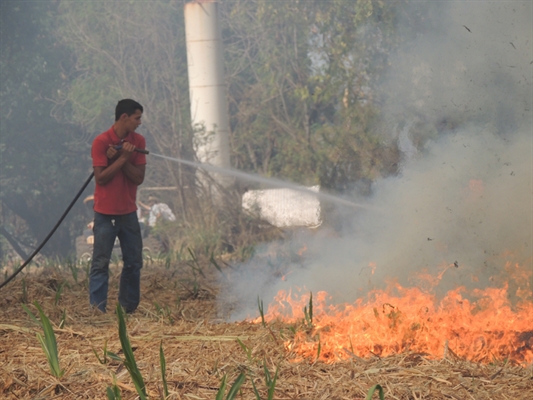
[121,162,145,185]
[93,142,145,186]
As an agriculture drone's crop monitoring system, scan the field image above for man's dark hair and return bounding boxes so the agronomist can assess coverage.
[115,99,143,121]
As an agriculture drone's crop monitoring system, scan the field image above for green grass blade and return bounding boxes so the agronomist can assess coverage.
[34,301,63,377]
[263,358,272,386]
[54,282,64,305]
[308,292,313,325]
[106,386,122,400]
[106,351,123,362]
[366,384,385,400]
[267,366,279,400]
[116,304,147,399]
[160,341,169,399]
[106,387,116,400]
[209,251,223,273]
[215,374,227,400]
[93,340,111,364]
[236,338,252,362]
[21,303,39,325]
[106,375,122,400]
[58,309,66,329]
[251,378,261,400]
[225,372,246,399]
[93,348,105,364]
[257,296,265,327]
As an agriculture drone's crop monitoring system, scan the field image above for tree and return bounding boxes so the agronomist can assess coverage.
[221,0,428,193]
[0,0,88,258]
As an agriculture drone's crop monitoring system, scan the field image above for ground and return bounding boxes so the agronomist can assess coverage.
[0,259,531,399]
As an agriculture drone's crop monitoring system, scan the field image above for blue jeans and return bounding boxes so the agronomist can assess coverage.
[89,211,143,313]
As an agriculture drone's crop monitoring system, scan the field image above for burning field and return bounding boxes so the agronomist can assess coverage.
[0,259,532,400]
[257,262,533,365]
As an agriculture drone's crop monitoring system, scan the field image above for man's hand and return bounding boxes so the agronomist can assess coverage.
[106,145,118,159]
[106,142,135,160]
[119,141,136,158]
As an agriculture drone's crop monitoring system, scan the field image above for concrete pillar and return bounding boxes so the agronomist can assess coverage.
[184,0,232,188]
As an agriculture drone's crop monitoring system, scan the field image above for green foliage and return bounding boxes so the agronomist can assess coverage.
[209,250,224,273]
[58,309,67,329]
[257,296,266,327]
[93,339,118,365]
[366,384,385,400]
[67,260,79,285]
[303,292,313,328]
[54,282,65,305]
[21,303,39,325]
[116,304,147,399]
[154,302,174,324]
[160,341,169,399]
[33,301,64,377]
[106,376,122,400]
[251,360,279,400]
[237,338,253,363]
[222,0,420,190]
[216,373,247,400]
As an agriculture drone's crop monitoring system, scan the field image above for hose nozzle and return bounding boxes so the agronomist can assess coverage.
[114,145,149,154]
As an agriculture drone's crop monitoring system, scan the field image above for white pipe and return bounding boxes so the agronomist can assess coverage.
[184,0,232,187]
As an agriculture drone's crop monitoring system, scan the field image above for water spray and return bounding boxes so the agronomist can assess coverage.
[150,153,371,210]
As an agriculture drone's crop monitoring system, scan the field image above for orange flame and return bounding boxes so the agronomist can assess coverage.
[256,262,533,365]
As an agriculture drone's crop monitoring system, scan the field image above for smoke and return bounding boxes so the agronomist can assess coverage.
[218,1,532,320]
[383,0,532,136]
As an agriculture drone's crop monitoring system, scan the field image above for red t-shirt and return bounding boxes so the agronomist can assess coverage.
[92,126,147,215]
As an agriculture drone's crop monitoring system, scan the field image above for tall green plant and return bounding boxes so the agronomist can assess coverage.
[116,304,147,399]
[160,341,169,399]
[33,301,64,377]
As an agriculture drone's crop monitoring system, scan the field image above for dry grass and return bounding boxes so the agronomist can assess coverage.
[0,261,532,399]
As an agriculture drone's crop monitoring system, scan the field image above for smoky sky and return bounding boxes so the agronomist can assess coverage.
[218,1,532,320]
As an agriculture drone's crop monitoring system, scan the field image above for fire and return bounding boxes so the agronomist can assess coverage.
[256,262,533,365]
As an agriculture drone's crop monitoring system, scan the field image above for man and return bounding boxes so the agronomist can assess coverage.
[89,99,146,313]
[139,195,176,228]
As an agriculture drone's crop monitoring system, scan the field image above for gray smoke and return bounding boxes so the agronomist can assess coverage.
[219,1,532,320]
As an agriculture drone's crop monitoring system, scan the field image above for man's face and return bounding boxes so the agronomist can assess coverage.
[124,109,142,132]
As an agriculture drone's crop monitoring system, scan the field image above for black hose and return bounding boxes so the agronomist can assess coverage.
[0,172,95,290]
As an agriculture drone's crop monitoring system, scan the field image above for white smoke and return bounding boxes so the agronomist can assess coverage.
[218,0,532,320]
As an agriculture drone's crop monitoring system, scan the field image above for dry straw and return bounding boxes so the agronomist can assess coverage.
[0,262,532,399]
